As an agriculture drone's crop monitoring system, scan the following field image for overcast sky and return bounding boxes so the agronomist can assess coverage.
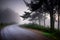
[0,0,30,15]
[0,0,31,24]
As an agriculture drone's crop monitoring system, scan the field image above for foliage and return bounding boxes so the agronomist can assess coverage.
[22,24,60,40]
[23,0,60,31]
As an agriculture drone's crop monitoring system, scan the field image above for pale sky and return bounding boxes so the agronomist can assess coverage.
[0,0,30,15]
[0,0,31,24]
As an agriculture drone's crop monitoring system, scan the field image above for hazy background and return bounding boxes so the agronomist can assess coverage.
[0,0,31,24]
[0,0,58,28]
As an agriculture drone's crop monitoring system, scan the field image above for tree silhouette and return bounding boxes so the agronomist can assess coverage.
[58,0,60,30]
[23,0,60,31]
[20,11,31,20]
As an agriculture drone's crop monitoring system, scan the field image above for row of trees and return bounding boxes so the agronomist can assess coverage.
[21,0,60,31]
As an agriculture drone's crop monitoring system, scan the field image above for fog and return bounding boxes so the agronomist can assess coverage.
[0,0,58,28]
[0,8,20,24]
[0,0,31,24]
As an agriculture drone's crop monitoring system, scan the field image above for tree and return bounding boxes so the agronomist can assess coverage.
[30,11,44,25]
[44,0,58,31]
[58,0,60,30]
[20,11,31,20]
[23,0,59,31]
[23,0,47,25]
[54,0,60,30]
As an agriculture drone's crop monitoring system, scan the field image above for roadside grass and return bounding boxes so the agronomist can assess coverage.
[0,23,7,29]
[43,32,58,40]
[21,23,60,40]
[0,23,15,29]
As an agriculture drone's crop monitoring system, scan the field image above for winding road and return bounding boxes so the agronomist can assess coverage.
[1,24,51,40]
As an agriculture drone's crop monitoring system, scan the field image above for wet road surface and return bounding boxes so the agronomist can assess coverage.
[1,24,51,40]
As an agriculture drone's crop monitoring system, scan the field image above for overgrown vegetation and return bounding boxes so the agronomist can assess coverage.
[0,23,15,29]
[0,23,7,29]
[22,23,60,40]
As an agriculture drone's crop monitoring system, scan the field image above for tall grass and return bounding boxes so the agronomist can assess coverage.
[22,23,60,40]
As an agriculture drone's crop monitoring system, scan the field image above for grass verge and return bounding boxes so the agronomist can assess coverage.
[21,23,60,40]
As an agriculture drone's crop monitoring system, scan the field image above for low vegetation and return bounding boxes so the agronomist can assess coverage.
[0,23,15,29]
[22,23,60,40]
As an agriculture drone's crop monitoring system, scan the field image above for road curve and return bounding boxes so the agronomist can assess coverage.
[1,24,50,40]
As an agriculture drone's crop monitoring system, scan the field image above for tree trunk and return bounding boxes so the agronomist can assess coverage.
[44,13,46,27]
[38,14,41,25]
[38,18,41,25]
[44,18,45,26]
[58,10,60,30]
[50,11,54,31]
